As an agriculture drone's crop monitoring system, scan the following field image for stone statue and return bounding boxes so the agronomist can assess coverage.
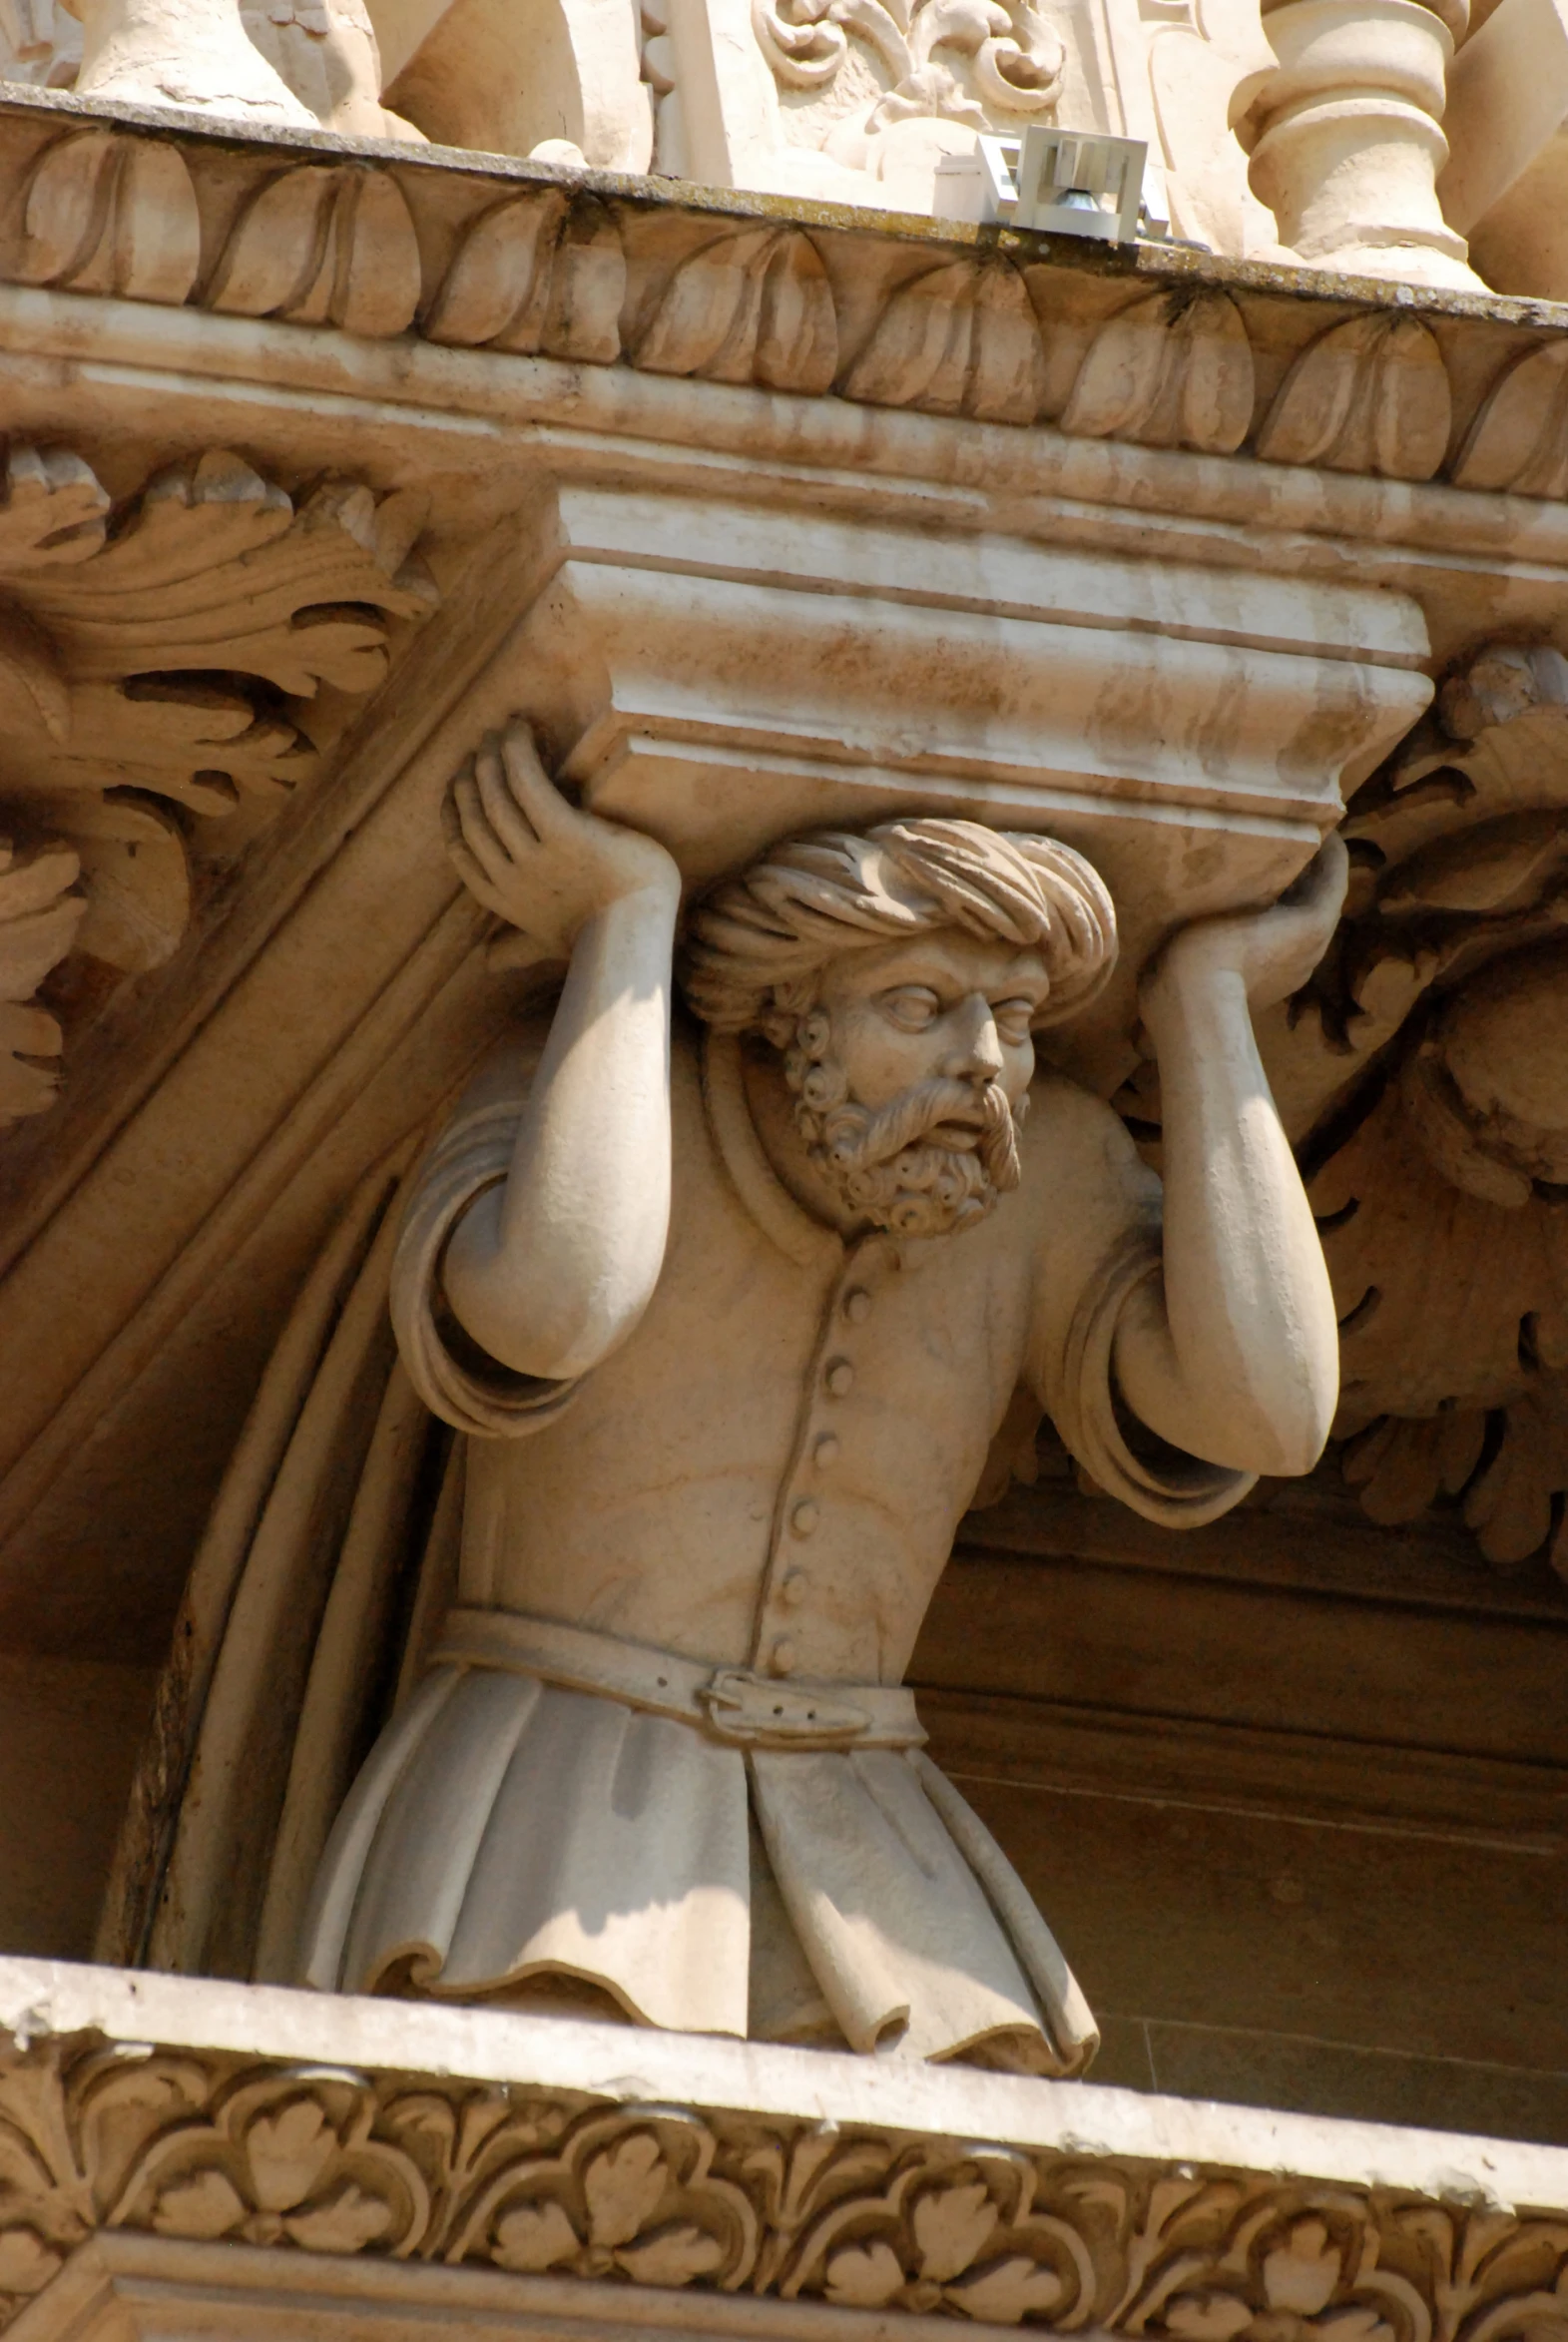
[60,0,422,134]
[295,722,1345,2075]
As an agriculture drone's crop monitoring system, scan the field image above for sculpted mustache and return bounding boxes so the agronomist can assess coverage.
[819,1077,1022,1189]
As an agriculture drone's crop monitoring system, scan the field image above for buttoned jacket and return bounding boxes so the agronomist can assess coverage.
[392,1012,1245,1688]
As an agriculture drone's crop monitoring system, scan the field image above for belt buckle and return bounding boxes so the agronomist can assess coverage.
[699,1667,870,1747]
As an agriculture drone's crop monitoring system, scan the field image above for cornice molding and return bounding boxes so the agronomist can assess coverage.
[3,89,1568,506]
[0,1959,1564,2339]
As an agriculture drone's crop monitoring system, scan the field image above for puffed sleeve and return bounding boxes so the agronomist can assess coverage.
[1023,1079,1254,1527]
[389,1034,586,1439]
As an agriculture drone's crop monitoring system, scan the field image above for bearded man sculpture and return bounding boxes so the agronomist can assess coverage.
[297,722,1345,2076]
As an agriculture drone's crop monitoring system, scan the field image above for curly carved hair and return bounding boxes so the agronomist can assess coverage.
[680,818,1118,1036]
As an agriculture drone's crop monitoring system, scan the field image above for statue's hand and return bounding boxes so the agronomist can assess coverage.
[1142,834,1348,1021]
[442,722,680,958]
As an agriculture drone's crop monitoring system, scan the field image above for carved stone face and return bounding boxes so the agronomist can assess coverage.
[784,930,1051,1237]
[815,930,1048,1112]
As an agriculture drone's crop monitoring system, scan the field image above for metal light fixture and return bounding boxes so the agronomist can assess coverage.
[933,126,1167,245]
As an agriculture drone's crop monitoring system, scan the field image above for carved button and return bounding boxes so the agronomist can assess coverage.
[843,1288,872,1324]
[791,1498,819,1536]
[813,1433,840,1468]
[770,1637,796,1675]
[780,1569,808,1608]
[824,1357,854,1396]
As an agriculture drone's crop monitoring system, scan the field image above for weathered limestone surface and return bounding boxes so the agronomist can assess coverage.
[0,1958,1564,2340]
[17,0,1568,298]
[0,63,1564,2181]
[0,85,1516,1673]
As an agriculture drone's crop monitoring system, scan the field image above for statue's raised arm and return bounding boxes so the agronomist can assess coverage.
[435,723,682,1382]
[1111,839,1348,1479]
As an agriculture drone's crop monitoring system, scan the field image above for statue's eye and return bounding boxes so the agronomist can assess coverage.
[992,998,1035,1042]
[879,986,941,1030]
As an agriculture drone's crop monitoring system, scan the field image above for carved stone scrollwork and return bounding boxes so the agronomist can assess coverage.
[0,442,435,1123]
[750,0,1063,198]
[752,0,1064,111]
[0,2033,1565,2332]
[1257,640,1568,1577]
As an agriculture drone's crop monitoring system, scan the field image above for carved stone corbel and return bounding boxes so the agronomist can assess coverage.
[1257,639,1568,1577]
[0,443,436,1125]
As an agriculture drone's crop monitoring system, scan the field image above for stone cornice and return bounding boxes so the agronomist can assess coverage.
[0,1959,1563,2338]
[3,83,1566,321]
[3,88,1568,509]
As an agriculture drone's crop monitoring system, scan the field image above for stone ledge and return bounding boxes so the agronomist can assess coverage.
[5,84,1568,323]
[3,88,1568,503]
[12,2230,996,2341]
[0,1958,1562,2336]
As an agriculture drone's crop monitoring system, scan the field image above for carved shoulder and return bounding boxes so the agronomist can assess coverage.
[1015,1067,1161,1280]
[1021,1067,1155,1186]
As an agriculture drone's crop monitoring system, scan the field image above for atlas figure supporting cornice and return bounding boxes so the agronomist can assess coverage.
[297,724,1345,2075]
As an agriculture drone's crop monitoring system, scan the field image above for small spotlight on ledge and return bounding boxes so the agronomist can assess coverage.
[933,127,1165,246]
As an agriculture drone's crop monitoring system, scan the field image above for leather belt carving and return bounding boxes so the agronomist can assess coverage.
[432,1605,926,1751]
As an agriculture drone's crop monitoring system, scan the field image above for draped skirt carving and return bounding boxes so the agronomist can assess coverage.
[296,1661,1097,2072]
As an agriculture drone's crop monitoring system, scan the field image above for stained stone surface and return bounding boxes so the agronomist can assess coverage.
[0,1956,1565,2342]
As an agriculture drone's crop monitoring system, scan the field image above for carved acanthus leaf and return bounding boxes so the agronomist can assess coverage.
[1255,640,1568,1576]
[0,441,436,1122]
[0,445,110,572]
[1345,1392,1568,1573]
[11,453,434,701]
[1060,289,1255,455]
[1255,313,1450,479]
[0,2034,1564,2329]
[840,257,1044,423]
[0,839,83,1123]
[1260,642,1568,1152]
[207,165,422,337]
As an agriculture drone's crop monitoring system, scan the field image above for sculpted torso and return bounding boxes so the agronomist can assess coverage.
[457,1036,1153,1679]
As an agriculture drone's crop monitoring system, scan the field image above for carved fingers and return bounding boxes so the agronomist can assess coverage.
[1244,835,1350,1008]
[443,746,527,922]
[1143,835,1349,1021]
[442,719,679,956]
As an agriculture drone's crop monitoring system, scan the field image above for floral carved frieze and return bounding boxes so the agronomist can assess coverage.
[0,442,435,1122]
[0,2031,1565,2332]
[5,99,1568,495]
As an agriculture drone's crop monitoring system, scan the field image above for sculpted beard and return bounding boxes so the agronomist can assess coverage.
[783,1006,1026,1238]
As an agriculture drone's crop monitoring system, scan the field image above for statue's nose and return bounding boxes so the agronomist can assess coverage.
[945,998,1004,1080]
